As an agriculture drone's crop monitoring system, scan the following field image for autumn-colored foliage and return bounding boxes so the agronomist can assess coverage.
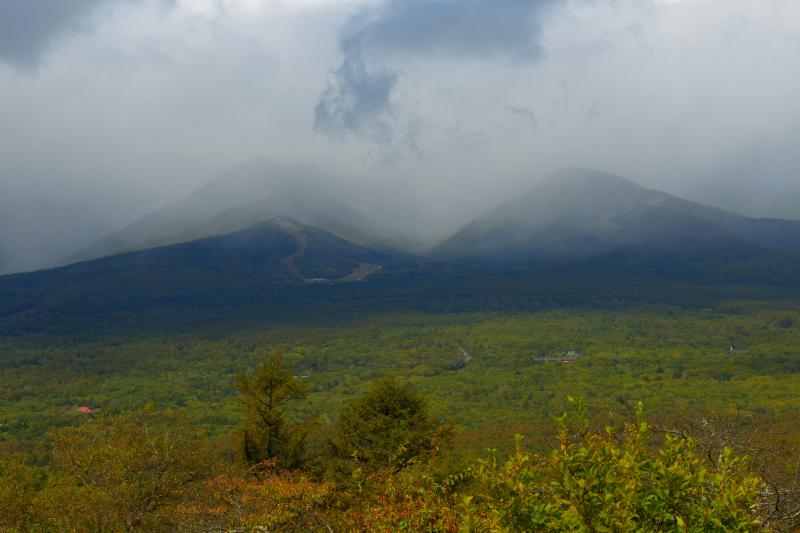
[0,394,773,532]
[172,463,336,531]
[0,454,44,532]
[33,406,210,532]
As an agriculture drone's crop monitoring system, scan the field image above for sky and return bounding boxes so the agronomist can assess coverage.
[1,0,800,273]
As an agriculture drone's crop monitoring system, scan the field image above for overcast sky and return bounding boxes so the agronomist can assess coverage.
[1,0,800,273]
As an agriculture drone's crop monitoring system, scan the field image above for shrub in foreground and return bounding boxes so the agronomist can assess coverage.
[467,400,762,532]
[0,398,766,532]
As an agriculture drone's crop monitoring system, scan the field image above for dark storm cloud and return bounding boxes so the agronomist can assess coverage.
[0,0,107,66]
[315,0,555,141]
[0,0,173,67]
[314,56,398,143]
[340,0,553,61]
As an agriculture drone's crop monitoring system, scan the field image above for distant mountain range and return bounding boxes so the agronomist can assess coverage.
[67,159,800,267]
[3,167,800,332]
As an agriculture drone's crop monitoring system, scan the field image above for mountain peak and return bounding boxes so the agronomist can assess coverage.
[532,167,648,200]
[66,159,374,264]
[433,168,800,260]
[546,167,640,186]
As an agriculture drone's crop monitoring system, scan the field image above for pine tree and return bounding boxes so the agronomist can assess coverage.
[236,349,309,468]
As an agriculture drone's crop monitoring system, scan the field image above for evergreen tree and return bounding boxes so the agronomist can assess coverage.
[330,376,443,472]
[236,349,309,468]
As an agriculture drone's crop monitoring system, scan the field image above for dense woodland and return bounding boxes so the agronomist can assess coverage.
[2,302,800,530]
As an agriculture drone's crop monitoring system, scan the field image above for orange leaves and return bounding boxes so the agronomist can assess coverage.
[173,462,464,532]
[172,468,336,531]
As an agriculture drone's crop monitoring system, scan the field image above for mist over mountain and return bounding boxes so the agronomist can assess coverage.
[67,157,465,267]
[68,158,371,263]
[434,168,800,261]
[5,166,800,334]
[681,186,800,221]
[0,183,157,275]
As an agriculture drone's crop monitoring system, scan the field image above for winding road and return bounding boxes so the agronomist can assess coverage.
[277,220,381,283]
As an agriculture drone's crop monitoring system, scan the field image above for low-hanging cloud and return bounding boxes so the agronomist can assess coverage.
[314,0,555,142]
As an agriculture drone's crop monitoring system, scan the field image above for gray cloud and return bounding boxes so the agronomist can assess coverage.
[340,0,554,61]
[0,0,173,67]
[315,0,554,141]
[0,0,108,66]
[314,56,398,143]
[507,104,538,128]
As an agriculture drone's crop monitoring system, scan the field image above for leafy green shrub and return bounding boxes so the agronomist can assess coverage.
[468,399,763,532]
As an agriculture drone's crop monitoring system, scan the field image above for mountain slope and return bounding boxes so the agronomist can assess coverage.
[433,168,800,260]
[67,158,382,264]
[1,219,405,314]
[682,186,800,221]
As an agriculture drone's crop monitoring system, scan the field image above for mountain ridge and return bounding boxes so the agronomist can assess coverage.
[66,158,389,265]
[3,169,800,333]
[433,167,800,260]
[1,217,407,305]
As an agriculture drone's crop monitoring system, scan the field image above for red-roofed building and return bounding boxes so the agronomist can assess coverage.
[78,406,94,414]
